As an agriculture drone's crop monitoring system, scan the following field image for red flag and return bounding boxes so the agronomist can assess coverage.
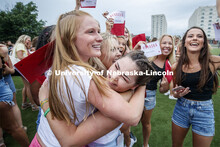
[165,59,173,83]
[14,41,54,84]
[132,33,146,48]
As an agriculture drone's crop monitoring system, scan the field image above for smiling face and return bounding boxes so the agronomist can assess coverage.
[100,37,122,69]
[184,28,204,53]
[160,35,173,56]
[25,37,31,49]
[107,56,138,92]
[74,16,103,62]
[124,28,129,42]
[117,37,126,54]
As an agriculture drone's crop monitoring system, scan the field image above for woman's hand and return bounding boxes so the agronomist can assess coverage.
[159,76,169,93]
[3,63,15,75]
[105,18,114,32]
[133,41,148,50]
[173,85,191,98]
[75,0,83,10]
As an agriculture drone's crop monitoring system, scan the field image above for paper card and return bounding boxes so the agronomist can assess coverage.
[106,11,125,24]
[111,23,125,36]
[106,11,125,36]
[213,23,220,41]
[141,41,161,57]
[132,33,146,48]
[80,0,97,8]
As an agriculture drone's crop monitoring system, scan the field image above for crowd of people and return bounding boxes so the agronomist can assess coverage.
[0,0,220,147]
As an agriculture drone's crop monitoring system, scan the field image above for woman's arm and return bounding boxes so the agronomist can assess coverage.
[39,81,133,146]
[3,55,15,75]
[210,55,220,70]
[88,80,145,126]
[16,50,25,60]
[41,102,120,146]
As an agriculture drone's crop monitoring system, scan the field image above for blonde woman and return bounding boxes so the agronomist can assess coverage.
[141,34,175,147]
[12,35,39,111]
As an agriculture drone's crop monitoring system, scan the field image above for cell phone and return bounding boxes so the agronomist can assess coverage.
[172,86,185,92]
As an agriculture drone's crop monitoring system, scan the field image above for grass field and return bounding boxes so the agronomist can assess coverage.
[3,48,220,146]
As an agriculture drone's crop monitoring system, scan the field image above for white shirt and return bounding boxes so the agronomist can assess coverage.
[38,65,93,146]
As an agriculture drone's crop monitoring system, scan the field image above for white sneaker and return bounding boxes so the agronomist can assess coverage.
[169,95,177,100]
[164,90,170,96]
[129,132,137,147]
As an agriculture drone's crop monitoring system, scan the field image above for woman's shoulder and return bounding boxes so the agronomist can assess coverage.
[15,43,25,51]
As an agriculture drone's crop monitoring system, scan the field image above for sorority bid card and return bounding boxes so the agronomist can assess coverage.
[141,41,161,57]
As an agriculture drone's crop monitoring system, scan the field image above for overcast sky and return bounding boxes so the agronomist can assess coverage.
[0,0,217,37]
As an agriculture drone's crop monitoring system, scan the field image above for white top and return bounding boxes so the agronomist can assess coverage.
[88,124,123,145]
[38,65,93,146]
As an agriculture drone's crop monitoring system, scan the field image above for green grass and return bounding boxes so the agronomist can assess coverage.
[210,47,220,55]
[131,90,220,147]
[3,48,220,146]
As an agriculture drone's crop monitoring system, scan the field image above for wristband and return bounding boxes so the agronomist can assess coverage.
[44,108,50,117]
[40,98,48,108]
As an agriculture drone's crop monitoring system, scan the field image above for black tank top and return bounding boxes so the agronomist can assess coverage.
[146,62,165,90]
[181,70,213,101]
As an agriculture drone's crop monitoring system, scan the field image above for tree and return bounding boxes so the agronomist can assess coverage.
[0,1,46,43]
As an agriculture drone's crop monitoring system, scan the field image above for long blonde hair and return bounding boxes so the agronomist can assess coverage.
[11,35,30,56]
[49,10,109,124]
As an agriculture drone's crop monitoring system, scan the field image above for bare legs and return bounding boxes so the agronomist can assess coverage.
[141,109,153,147]
[120,124,131,147]
[0,102,29,146]
[172,122,213,147]
[12,93,23,127]
[21,77,38,111]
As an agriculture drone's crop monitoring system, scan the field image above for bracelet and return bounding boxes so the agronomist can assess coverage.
[40,98,48,108]
[44,108,50,117]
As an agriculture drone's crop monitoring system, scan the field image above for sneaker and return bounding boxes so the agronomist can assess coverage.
[21,102,31,110]
[129,132,137,147]
[0,138,6,147]
[164,90,170,96]
[31,104,40,111]
[169,95,177,100]
[22,126,27,132]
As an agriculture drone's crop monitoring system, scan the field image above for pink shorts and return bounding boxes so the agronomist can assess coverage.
[29,134,41,147]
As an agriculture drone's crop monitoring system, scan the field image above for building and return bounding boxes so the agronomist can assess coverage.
[188,5,220,40]
[151,14,167,39]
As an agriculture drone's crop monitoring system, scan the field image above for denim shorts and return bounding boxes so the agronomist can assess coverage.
[172,97,215,136]
[4,74,16,93]
[0,78,14,106]
[144,89,156,110]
